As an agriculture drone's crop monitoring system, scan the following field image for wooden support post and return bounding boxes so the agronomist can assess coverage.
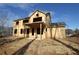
[40,23,42,40]
[50,26,52,39]
[45,26,47,39]
[26,28,27,37]
[24,25,26,38]
[18,25,19,37]
[24,27,25,38]
[35,28,37,39]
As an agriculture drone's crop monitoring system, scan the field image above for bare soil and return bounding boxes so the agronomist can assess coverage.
[0,36,79,55]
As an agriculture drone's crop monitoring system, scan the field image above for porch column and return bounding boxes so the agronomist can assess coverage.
[45,26,47,39]
[40,23,42,40]
[24,25,26,38]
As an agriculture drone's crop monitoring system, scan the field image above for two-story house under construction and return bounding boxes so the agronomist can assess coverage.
[13,10,66,40]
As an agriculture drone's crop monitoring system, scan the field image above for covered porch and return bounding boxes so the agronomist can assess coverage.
[24,22,46,40]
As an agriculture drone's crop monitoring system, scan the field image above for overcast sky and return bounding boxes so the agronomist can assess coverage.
[0,3,79,29]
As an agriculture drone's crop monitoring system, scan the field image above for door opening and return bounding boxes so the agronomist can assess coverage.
[32,28,34,35]
[27,29,29,37]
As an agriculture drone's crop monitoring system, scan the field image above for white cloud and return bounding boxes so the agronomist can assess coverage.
[0,3,36,12]
[9,3,36,10]
[10,4,28,9]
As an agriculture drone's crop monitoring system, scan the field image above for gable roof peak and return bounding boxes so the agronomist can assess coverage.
[35,10,51,16]
[36,10,43,12]
[34,10,46,14]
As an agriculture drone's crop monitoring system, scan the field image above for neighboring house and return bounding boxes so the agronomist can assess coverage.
[13,10,66,40]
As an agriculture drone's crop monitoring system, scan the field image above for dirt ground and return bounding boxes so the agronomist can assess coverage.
[0,36,79,55]
[25,37,79,55]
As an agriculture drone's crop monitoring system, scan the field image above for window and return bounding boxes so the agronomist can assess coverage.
[37,28,40,34]
[23,20,28,23]
[32,28,34,35]
[37,28,43,34]
[16,21,19,25]
[46,28,47,32]
[14,29,17,34]
[36,14,39,16]
[20,29,24,34]
[27,29,29,34]
[41,28,43,34]
[33,17,42,22]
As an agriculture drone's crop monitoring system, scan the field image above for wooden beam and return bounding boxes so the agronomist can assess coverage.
[50,26,52,39]
[24,25,25,38]
[45,26,47,39]
[40,23,42,40]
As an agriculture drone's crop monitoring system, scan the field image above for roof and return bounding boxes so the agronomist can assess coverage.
[14,17,30,22]
[51,22,66,27]
[13,10,51,22]
[29,10,50,18]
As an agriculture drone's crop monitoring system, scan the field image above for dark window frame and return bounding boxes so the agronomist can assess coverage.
[46,28,47,32]
[14,29,17,34]
[37,28,43,34]
[20,29,24,34]
[41,28,43,34]
[32,28,34,35]
[23,20,28,23]
[37,28,40,34]
[27,29,29,34]
[16,21,19,25]
[33,17,42,22]
[36,14,39,16]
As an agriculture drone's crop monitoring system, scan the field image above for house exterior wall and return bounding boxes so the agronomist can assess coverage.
[51,27,66,39]
[29,28,36,38]
[46,14,51,26]
[29,11,46,23]
[28,28,46,40]
[47,28,51,38]
[13,20,25,37]
[13,10,66,39]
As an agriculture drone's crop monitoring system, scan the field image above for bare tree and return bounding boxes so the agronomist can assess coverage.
[0,10,8,37]
[74,28,79,34]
